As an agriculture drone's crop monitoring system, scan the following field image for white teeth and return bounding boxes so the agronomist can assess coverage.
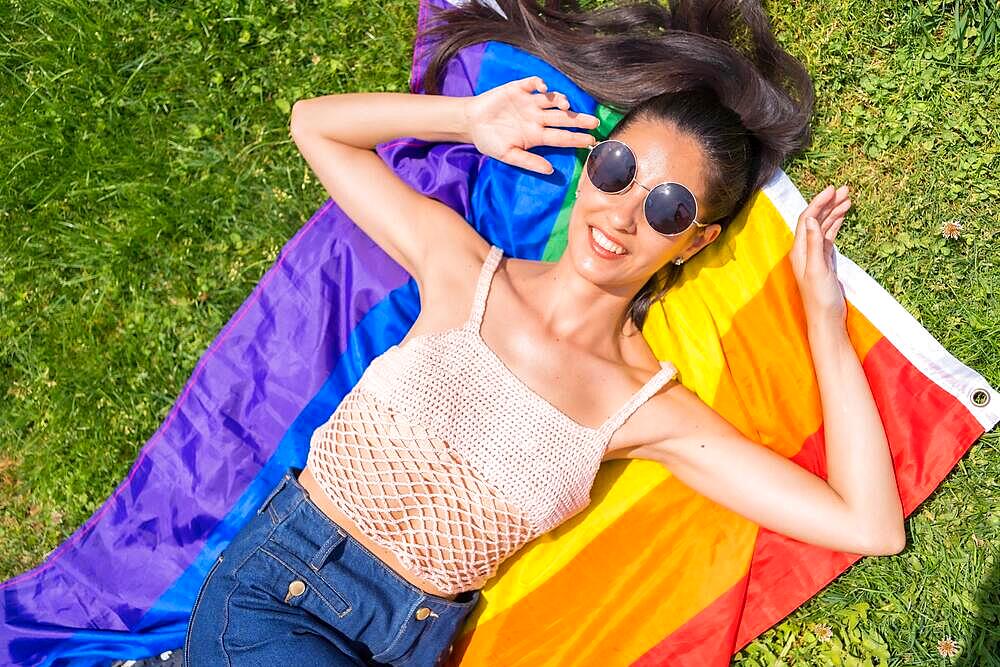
[591,227,626,254]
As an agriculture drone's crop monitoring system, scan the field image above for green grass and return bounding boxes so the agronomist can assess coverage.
[1,0,997,664]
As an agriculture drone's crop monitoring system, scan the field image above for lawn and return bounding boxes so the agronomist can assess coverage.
[1,0,997,664]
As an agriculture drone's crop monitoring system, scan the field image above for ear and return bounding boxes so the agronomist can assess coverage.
[677,223,722,262]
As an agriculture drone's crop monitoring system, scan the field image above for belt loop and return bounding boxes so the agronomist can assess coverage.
[309,527,348,572]
[256,472,292,516]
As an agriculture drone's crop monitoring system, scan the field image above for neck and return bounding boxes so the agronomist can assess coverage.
[524,251,647,357]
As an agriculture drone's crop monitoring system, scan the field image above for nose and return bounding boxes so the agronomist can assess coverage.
[605,185,645,233]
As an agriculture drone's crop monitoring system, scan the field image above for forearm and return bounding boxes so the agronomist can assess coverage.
[289,92,471,148]
[808,318,904,549]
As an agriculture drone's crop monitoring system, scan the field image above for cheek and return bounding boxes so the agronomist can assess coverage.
[571,194,613,231]
[637,226,691,264]
[570,202,595,236]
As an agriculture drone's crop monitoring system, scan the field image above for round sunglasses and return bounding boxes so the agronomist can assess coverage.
[583,139,709,238]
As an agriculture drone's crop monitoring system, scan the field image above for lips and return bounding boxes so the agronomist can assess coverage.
[594,226,627,248]
[588,225,629,259]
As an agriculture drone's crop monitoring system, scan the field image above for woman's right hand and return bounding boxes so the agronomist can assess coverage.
[464,76,600,174]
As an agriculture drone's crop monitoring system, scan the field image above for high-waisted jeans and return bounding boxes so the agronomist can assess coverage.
[184,469,481,666]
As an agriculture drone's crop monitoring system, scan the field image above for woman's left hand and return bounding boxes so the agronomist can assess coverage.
[789,184,852,329]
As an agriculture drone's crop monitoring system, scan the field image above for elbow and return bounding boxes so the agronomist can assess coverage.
[860,524,906,556]
[289,99,310,139]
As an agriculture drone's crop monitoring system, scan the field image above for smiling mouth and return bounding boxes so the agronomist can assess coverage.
[589,226,629,257]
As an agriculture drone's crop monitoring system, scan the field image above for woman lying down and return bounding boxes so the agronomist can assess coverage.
[172,1,902,665]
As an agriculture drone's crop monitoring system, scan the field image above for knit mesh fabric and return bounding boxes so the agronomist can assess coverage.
[306,245,678,595]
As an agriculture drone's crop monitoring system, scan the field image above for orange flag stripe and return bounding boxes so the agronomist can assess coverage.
[452,472,758,665]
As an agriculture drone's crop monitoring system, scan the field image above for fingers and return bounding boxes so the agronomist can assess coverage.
[802,184,836,222]
[810,185,837,223]
[540,127,597,149]
[535,90,570,109]
[531,86,599,125]
[539,107,600,130]
[803,184,848,222]
[804,216,828,273]
[502,147,554,175]
[820,185,850,222]
[801,184,851,231]
[536,93,601,130]
[823,198,851,240]
[517,76,601,144]
[825,214,847,247]
[825,196,852,220]
[792,209,809,252]
[519,75,547,94]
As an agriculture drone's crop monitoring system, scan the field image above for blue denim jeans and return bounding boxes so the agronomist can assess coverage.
[184,469,481,666]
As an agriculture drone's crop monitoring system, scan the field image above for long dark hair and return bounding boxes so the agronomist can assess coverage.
[418,0,814,331]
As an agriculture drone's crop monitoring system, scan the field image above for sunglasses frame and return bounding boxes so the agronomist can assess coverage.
[583,139,710,238]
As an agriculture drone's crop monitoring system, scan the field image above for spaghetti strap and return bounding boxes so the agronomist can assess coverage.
[462,242,676,441]
[597,361,678,440]
[466,244,504,332]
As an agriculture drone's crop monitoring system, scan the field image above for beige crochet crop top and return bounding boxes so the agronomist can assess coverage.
[305,244,678,595]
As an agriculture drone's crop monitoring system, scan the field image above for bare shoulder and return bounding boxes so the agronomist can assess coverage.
[603,380,739,463]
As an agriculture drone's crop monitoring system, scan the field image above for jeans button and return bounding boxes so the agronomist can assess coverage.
[415,607,432,621]
[284,580,306,603]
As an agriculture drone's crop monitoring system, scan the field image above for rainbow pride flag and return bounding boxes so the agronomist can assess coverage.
[2,1,997,664]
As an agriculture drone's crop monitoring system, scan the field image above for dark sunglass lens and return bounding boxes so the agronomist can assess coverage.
[645,183,697,235]
[586,141,636,193]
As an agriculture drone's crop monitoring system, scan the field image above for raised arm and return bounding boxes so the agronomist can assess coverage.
[620,186,905,556]
[289,77,598,289]
[289,92,484,284]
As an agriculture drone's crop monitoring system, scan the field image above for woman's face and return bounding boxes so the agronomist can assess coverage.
[569,119,720,290]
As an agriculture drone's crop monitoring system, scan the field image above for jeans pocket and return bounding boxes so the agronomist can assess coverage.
[371,604,444,666]
[223,546,354,652]
[247,545,351,612]
[183,552,228,660]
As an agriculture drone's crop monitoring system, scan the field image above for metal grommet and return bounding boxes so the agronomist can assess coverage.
[970,388,991,407]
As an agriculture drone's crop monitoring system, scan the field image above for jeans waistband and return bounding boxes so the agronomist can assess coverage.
[257,468,313,524]
[256,468,482,611]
